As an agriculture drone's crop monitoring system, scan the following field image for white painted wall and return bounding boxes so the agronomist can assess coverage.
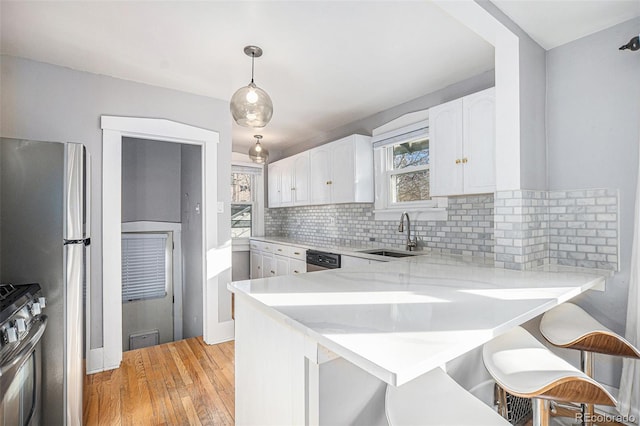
[0,55,232,350]
[546,17,640,387]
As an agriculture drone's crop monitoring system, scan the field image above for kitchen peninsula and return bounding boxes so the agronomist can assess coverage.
[229,253,610,425]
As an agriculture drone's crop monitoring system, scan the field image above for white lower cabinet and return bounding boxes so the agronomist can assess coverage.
[289,258,306,275]
[250,240,308,279]
[341,255,374,269]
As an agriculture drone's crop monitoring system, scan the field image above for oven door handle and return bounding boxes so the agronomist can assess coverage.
[0,315,48,383]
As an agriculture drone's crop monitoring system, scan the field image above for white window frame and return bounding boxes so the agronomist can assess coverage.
[373,114,448,221]
[231,154,265,252]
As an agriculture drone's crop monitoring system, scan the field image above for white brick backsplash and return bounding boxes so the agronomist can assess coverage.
[266,188,618,272]
[265,195,495,258]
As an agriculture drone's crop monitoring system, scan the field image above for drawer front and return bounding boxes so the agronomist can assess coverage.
[289,258,306,275]
[286,245,306,261]
[271,243,287,256]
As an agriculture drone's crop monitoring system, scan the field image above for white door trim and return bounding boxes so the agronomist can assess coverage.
[93,116,231,374]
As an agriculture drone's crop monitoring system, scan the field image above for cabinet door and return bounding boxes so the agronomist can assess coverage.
[250,250,262,279]
[274,254,289,277]
[279,157,294,206]
[463,88,496,194]
[268,163,281,208]
[292,152,310,204]
[288,258,306,275]
[262,253,276,277]
[330,138,356,204]
[309,147,332,204]
[429,98,464,196]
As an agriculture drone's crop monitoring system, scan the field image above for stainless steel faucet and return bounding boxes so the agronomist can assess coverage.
[398,212,417,251]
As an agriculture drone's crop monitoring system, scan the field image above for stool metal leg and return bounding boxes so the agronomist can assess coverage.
[580,350,595,426]
[532,399,550,426]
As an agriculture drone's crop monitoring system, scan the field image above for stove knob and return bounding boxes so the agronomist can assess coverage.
[15,318,26,333]
[6,327,18,343]
[38,297,46,309]
[31,303,41,315]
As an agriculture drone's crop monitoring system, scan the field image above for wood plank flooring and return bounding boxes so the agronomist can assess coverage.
[83,337,235,425]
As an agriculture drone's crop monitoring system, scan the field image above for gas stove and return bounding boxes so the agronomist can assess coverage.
[0,283,46,359]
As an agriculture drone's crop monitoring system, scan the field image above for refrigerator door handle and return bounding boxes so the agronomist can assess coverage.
[63,238,90,246]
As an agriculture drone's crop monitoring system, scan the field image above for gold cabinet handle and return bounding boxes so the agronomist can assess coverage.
[293,270,300,274]
[270,270,275,274]
[455,159,461,164]
[277,248,283,252]
[462,157,468,163]
[257,266,261,269]
[294,252,300,255]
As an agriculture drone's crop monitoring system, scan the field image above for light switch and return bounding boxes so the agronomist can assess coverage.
[217,201,224,213]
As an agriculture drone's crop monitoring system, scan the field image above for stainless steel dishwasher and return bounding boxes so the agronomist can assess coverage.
[305,250,341,272]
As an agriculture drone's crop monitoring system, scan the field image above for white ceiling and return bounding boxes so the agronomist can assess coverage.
[1,1,636,154]
[493,0,640,50]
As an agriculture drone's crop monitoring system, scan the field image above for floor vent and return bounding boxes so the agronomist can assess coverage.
[129,329,159,350]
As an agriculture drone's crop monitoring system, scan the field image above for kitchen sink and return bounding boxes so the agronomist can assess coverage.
[357,249,422,258]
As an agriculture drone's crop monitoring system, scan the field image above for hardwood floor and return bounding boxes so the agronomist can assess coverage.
[83,337,235,425]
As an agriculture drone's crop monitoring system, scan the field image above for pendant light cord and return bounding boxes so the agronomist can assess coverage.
[251,52,255,83]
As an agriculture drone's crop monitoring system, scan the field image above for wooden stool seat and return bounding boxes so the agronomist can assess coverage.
[385,367,511,425]
[540,303,640,358]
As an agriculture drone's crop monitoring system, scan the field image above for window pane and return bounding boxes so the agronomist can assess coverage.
[392,169,430,202]
[121,233,168,302]
[231,204,252,238]
[392,138,429,170]
[231,172,253,203]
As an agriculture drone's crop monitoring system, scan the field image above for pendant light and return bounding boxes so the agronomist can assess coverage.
[230,46,274,128]
[248,135,269,164]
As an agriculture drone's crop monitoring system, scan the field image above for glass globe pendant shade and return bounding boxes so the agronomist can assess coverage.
[248,135,269,164]
[230,82,273,128]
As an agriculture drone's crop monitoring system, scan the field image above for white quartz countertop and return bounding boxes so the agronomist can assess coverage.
[248,236,435,262]
[229,254,609,387]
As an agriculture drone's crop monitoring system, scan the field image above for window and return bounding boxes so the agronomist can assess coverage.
[389,138,430,204]
[121,232,170,302]
[372,115,447,220]
[231,163,264,242]
[231,171,254,238]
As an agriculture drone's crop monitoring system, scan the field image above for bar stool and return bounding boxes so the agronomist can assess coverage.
[540,303,640,423]
[385,367,511,425]
[483,326,616,426]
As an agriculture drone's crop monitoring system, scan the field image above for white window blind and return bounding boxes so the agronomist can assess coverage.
[121,233,168,302]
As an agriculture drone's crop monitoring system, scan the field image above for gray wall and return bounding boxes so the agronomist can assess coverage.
[180,144,204,338]
[476,0,548,190]
[279,70,495,161]
[0,55,232,352]
[546,18,640,386]
[122,137,182,223]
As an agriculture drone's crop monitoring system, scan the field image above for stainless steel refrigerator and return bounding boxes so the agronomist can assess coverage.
[1,138,86,425]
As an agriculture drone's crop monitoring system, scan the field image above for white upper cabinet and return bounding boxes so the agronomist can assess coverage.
[429,87,495,196]
[268,161,282,208]
[309,134,373,205]
[268,151,310,208]
[269,134,373,208]
[462,89,496,194]
[291,152,310,204]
